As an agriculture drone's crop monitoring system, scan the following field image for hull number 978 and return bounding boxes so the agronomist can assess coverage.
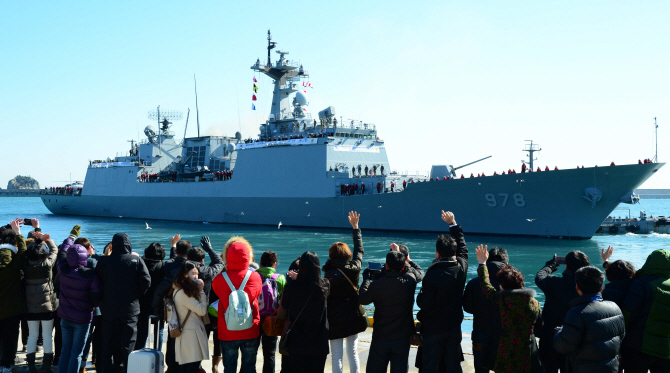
[485,193,526,207]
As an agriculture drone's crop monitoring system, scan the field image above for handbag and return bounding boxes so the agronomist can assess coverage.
[336,269,370,328]
[262,308,286,337]
[278,290,314,356]
[168,290,192,338]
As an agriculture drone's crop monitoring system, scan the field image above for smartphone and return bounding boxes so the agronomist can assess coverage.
[23,218,33,227]
[368,262,383,272]
[554,254,566,265]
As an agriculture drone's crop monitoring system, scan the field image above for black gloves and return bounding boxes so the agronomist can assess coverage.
[200,236,212,250]
[545,257,559,273]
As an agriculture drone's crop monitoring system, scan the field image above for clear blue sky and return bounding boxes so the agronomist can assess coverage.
[2,1,669,188]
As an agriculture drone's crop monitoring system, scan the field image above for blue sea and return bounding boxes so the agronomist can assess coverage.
[3,197,670,333]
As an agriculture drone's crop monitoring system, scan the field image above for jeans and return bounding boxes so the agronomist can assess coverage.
[259,317,278,373]
[101,315,138,373]
[421,328,464,373]
[58,319,91,373]
[220,338,260,373]
[330,334,360,373]
[0,315,20,369]
[27,319,53,354]
[366,338,410,373]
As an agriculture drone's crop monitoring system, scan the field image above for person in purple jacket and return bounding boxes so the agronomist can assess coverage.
[55,244,102,373]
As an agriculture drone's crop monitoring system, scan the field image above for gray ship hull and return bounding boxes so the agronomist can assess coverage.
[41,163,662,239]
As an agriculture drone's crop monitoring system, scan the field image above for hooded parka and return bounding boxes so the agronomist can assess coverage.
[57,244,102,324]
[94,233,151,318]
[622,249,670,360]
[23,239,59,315]
[212,241,262,341]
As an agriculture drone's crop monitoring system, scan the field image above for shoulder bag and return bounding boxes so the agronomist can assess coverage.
[278,290,313,356]
[168,289,192,338]
[336,268,370,328]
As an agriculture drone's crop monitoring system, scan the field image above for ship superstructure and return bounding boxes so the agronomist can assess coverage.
[41,31,664,239]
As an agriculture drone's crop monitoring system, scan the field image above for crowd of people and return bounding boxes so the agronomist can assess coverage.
[0,211,669,373]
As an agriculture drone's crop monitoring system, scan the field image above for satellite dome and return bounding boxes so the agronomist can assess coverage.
[144,125,157,139]
[227,143,236,152]
[295,91,309,106]
[259,125,265,132]
[235,132,242,140]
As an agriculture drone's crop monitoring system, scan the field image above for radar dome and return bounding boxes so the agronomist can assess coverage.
[144,125,157,138]
[227,143,236,152]
[295,90,309,106]
[235,132,242,140]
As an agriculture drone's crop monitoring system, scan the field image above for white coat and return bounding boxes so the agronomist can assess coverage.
[173,288,209,365]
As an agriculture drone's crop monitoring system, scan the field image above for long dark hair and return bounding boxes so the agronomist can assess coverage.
[172,261,200,300]
[297,251,329,300]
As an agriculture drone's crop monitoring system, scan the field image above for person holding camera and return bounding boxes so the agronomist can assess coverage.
[416,211,468,373]
[535,251,590,373]
[322,211,367,373]
[373,243,424,283]
[359,249,418,373]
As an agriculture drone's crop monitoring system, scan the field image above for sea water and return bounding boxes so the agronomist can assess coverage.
[3,197,670,333]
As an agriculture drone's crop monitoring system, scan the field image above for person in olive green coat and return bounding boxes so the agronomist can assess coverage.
[621,249,670,372]
[475,245,543,373]
[0,219,28,371]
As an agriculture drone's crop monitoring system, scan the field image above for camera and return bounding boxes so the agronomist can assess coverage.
[368,262,383,273]
[554,254,566,265]
[23,218,33,227]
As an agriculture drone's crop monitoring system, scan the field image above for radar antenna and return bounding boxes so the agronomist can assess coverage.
[148,105,183,132]
[522,140,541,170]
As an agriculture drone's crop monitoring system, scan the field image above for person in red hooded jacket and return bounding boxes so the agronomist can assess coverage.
[212,241,262,373]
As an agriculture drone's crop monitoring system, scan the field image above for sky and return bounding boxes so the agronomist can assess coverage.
[2,1,669,188]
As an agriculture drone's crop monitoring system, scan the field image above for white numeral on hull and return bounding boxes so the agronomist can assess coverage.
[485,193,525,207]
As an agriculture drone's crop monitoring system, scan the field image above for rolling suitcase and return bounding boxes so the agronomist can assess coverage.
[128,315,165,373]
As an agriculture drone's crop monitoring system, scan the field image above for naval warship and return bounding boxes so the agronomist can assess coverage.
[41,32,664,239]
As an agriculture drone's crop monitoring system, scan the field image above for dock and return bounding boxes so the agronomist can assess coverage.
[11,327,476,372]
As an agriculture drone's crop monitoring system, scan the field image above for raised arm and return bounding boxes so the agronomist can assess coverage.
[475,245,499,302]
[169,234,180,259]
[348,211,364,271]
[358,268,374,305]
[405,259,424,283]
[535,256,559,291]
[200,236,224,276]
[443,211,468,269]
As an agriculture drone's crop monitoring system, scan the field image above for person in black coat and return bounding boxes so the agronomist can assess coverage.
[187,237,224,300]
[535,250,590,373]
[416,210,468,373]
[278,251,331,373]
[462,247,508,373]
[322,212,367,373]
[554,266,625,373]
[359,251,417,373]
[152,236,191,373]
[136,242,165,351]
[95,233,151,373]
[373,243,424,283]
[599,246,635,308]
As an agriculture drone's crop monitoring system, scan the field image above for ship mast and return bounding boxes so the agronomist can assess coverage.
[653,117,658,163]
[523,140,541,170]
